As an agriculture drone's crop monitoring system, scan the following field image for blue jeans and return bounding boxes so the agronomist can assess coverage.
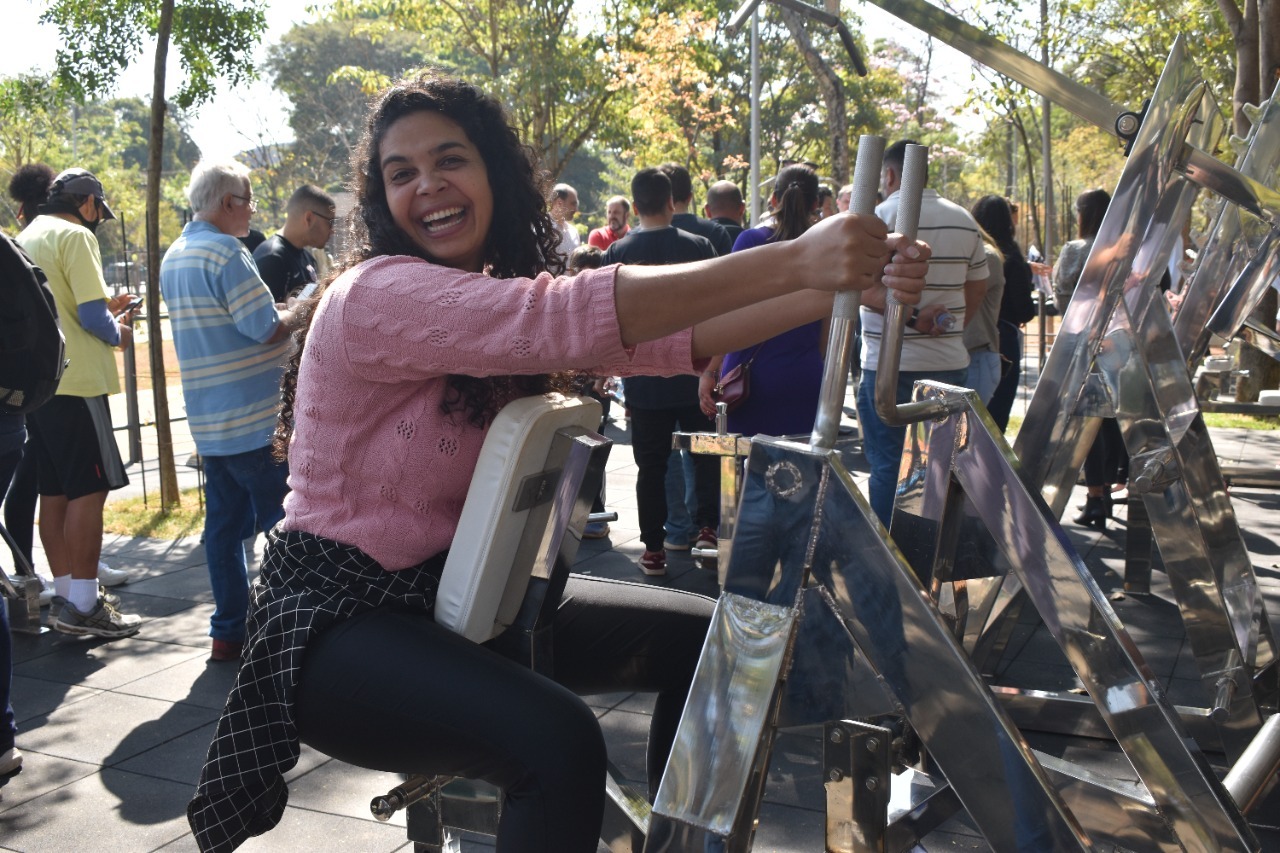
[202,446,289,643]
[966,350,1002,405]
[663,449,698,545]
[856,367,968,527]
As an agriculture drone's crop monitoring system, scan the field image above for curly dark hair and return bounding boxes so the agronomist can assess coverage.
[7,163,55,224]
[274,72,570,459]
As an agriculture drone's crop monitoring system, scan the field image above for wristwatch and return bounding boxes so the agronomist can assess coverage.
[904,307,921,329]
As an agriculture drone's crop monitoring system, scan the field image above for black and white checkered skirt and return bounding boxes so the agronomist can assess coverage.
[187,527,446,853]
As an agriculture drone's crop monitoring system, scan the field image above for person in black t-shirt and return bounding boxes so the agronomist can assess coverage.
[603,168,720,578]
[253,185,336,302]
[703,179,745,245]
[660,163,733,257]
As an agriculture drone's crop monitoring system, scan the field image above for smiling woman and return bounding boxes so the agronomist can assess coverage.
[380,112,494,272]
[186,72,931,853]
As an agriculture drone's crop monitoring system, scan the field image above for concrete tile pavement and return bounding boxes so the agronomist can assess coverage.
[3,397,1280,850]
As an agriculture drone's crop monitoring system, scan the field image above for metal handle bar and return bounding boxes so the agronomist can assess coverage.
[810,134,885,449]
[874,144,968,426]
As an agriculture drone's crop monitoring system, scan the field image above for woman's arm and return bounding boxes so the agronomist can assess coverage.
[613,214,927,349]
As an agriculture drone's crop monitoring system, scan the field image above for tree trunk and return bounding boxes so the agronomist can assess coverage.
[1218,0,1261,135]
[1234,289,1280,401]
[1261,0,1280,102]
[147,0,181,508]
[1010,107,1043,249]
[778,8,850,184]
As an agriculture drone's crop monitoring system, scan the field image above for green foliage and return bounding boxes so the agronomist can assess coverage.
[328,0,622,181]
[0,75,74,176]
[264,18,433,193]
[41,0,268,109]
[0,74,199,251]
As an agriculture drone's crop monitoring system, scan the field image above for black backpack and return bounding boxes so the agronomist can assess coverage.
[0,232,66,414]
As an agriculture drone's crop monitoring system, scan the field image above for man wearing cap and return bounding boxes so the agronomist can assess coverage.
[161,160,299,663]
[17,168,144,639]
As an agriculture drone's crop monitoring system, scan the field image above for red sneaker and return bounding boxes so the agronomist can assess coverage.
[638,549,667,576]
[210,638,244,662]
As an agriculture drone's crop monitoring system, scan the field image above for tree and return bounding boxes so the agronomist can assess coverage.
[0,76,74,180]
[775,7,852,185]
[330,0,623,182]
[265,18,432,193]
[41,0,268,508]
[607,10,736,175]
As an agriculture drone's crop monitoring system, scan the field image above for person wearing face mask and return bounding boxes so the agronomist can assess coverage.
[16,168,144,638]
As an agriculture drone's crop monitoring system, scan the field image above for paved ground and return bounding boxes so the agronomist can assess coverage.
[2,386,1280,851]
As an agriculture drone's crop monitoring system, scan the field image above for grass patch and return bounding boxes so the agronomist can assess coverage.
[104,487,205,539]
[1002,411,1275,440]
[1202,412,1280,430]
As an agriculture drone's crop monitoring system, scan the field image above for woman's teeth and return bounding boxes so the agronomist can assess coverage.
[422,207,464,232]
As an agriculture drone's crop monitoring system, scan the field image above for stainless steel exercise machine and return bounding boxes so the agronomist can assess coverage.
[646,37,1280,840]
[857,0,1280,768]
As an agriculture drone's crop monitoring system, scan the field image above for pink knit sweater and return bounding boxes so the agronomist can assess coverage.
[280,255,699,570]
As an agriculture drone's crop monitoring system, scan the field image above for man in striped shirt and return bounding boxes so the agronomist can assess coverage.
[161,161,298,662]
[856,139,988,527]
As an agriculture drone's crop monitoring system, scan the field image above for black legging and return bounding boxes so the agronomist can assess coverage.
[295,574,713,853]
[1084,417,1128,488]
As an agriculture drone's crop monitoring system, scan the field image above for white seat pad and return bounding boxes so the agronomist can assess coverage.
[436,393,602,643]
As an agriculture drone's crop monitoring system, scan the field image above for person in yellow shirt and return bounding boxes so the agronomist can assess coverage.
[17,168,143,639]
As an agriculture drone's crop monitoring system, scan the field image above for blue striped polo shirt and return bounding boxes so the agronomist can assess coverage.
[160,221,289,456]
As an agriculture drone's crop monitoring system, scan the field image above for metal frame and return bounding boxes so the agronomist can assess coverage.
[0,520,48,635]
[849,0,1280,766]
[655,36,1280,837]
[951,44,1280,762]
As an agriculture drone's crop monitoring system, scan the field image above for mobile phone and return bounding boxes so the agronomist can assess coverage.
[297,282,318,299]
[114,296,144,319]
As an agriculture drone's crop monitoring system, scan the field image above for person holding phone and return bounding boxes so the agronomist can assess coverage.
[114,296,144,319]
[16,168,144,636]
[160,161,302,662]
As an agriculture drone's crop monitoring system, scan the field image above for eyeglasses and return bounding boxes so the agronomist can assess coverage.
[230,194,257,213]
[310,210,336,224]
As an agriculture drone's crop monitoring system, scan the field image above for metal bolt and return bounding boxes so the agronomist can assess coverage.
[865,776,879,792]
[828,768,844,782]
[829,728,845,744]
[865,737,880,753]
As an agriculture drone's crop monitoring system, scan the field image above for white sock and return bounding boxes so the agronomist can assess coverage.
[53,574,72,600]
[69,579,100,613]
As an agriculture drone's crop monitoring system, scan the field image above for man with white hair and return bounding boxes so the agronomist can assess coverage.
[160,160,299,662]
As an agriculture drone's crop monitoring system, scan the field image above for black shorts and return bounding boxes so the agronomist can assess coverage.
[28,395,129,500]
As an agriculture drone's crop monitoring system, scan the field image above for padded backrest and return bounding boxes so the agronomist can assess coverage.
[436,393,602,643]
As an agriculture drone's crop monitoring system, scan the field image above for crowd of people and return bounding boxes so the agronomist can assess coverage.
[1,66,1155,851]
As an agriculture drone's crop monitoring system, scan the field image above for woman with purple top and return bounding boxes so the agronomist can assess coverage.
[699,164,827,437]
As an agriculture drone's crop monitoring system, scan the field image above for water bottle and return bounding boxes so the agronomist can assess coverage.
[935,311,957,333]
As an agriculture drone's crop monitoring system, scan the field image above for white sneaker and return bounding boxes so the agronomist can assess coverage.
[97,561,130,588]
[0,747,22,783]
[5,574,55,606]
